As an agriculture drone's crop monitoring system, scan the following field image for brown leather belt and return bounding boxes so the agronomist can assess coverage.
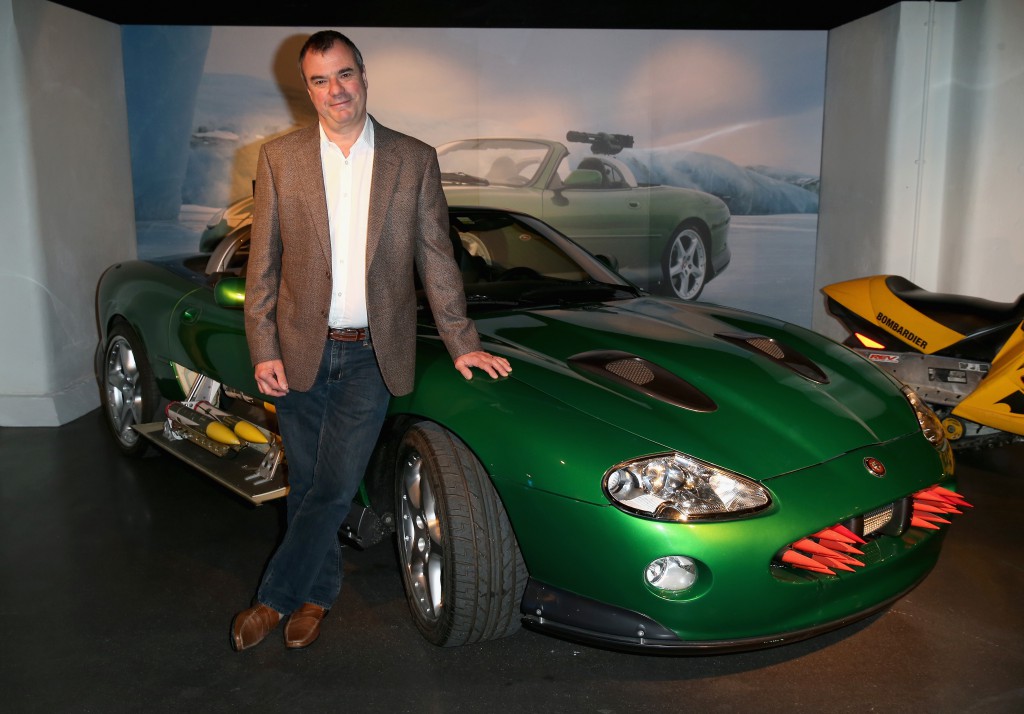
[327,327,368,342]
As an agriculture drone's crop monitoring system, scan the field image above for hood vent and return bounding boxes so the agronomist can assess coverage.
[568,350,717,412]
[605,358,655,385]
[716,331,829,384]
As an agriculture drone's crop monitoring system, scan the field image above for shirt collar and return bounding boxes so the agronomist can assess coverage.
[319,115,374,154]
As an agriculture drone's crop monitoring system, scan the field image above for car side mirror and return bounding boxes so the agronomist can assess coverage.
[595,254,619,271]
[214,277,246,309]
[562,168,603,189]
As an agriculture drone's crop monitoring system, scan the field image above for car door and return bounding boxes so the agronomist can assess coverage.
[539,160,656,286]
[168,285,257,396]
[167,234,261,397]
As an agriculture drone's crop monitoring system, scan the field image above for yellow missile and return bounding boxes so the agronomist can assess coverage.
[194,402,270,444]
[167,402,241,446]
[232,419,268,444]
[205,421,241,446]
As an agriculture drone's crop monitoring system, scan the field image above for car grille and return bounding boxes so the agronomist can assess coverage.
[774,484,972,577]
[862,502,896,536]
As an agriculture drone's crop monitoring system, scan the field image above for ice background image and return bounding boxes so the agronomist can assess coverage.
[127,28,822,327]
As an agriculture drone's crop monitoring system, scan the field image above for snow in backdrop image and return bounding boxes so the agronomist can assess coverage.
[123,26,825,326]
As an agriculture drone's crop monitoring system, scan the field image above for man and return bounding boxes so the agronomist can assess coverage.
[231,30,511,651]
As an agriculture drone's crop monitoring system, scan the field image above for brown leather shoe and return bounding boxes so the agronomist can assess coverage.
[231,603,281,652]
[284,603,328,649]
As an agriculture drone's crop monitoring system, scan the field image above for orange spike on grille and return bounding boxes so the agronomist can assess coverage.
[915,485,973,509]
[813,528,856,545]
[930,485,974,507]
[781,549,836,575]
[810,532,865,555]
[812,555,855,573]
[792,538,845,558]
[796,539,866,567]
[908,483,973,530]
[781,537,867,574]
[913,500,962,516]
[779,482,970,576]
[914,490,953,504]
[829,523,867,544]
[833,552,866,567]
[825,540,865,556]
[912,511,951,525]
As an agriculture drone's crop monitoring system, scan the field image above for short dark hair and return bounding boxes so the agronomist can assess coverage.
[298,30,364,78]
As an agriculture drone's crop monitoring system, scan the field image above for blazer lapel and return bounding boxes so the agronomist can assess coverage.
[367,119,400,266]
[295,124,332,266]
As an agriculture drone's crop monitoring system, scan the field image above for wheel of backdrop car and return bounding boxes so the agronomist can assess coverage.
[100,320,160,456]
[394,422,527,646]
[661,221,710,301]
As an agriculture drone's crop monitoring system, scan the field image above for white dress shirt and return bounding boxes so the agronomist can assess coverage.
[321,117,374,328]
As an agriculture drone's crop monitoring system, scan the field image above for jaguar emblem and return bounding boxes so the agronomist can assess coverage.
[863,457,886,477]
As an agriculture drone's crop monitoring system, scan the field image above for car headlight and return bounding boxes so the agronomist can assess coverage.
[901,386,948,450]
[603,452,770,521]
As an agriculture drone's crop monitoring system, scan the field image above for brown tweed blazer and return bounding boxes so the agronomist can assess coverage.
[244,117,481,396]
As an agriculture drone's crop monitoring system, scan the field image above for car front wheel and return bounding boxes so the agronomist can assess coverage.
[100,320,160,455]
[661,222,710,300]
[395,422,527,646]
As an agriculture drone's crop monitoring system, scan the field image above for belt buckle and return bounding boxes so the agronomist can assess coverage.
[329,327,366,342]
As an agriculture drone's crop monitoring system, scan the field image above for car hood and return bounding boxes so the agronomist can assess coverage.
[473,296,919,481]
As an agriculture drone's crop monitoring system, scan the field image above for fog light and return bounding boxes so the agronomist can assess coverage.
[645,556,697,592]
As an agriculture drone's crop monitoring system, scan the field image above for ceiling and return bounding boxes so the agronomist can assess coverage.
[47,1,954,31]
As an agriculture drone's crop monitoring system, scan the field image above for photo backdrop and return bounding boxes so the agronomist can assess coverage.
[123,26,826,325]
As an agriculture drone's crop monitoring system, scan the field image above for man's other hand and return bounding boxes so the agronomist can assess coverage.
[254,359,289,397]
[454,351,512,380]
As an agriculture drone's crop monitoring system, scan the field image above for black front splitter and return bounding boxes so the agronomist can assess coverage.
[519,576,925,655]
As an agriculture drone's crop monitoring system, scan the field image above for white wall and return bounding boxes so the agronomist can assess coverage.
[815,0,1024,339]
[940,0,1024,296]
[0,0,136,426]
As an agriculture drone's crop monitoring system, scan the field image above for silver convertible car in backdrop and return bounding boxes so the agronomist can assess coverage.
[435,132,732,301]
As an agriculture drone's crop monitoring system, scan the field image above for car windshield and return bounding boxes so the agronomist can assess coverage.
[436,139,551,187]
[419,210,641,317]
[202,209,639,316]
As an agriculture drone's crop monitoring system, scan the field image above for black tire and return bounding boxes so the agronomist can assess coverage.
[394,422,527,646]
[100,320,160,456]
[661,221,711,300]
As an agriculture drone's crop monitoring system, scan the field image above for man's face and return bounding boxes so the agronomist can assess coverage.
[302,42,367,137]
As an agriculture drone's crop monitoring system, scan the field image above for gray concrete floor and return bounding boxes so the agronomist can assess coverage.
[2,409,1022,713]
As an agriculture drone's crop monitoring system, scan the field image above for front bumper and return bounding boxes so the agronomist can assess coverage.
[502,435,958,652]
[520,573,929,654]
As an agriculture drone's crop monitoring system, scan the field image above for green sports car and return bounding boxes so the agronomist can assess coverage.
[97,205,966,653]
[436,133,731,301]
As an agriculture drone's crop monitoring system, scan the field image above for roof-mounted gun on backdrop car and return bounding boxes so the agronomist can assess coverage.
[566,131,635,156]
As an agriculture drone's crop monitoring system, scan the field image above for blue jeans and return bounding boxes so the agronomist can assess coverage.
[256,335,390,614]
